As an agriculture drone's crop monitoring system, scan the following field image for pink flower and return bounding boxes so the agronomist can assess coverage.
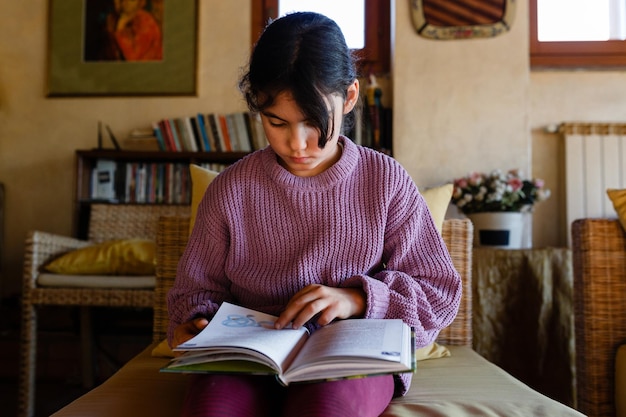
[468,172,483,186]
[508,177,523,192]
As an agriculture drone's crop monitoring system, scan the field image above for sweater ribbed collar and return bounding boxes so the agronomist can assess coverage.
[260,136,359,191]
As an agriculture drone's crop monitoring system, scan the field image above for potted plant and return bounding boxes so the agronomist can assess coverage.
[451,169,551,248]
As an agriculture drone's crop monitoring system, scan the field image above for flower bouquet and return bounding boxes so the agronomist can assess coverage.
[451,169,550,215]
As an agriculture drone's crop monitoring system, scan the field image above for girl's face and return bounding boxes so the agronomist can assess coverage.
[260,81,359,177]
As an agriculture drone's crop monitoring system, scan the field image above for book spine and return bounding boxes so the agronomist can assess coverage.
[234,112,252,152]
[195,114,211,151]
[152,123,167,151]
[221,114,234,152]
[167,119,183,151]
[184,117,200,152]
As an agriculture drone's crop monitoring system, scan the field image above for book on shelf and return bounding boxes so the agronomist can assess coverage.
[90,159,117,200]
[161,302,415,387]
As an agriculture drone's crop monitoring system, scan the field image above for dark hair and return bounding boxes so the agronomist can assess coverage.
[239,12,359,148]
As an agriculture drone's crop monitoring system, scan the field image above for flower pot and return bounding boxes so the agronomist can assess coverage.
[466,212,525,249]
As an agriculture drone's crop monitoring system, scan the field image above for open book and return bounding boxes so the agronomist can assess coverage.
[161,302,415,386]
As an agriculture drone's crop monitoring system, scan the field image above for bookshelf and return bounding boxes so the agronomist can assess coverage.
[74,149,249,239]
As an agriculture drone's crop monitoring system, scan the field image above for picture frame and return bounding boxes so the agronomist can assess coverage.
[410,0,516,40]
[47,0,198,97]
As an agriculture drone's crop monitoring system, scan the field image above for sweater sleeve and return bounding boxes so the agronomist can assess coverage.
[166,182,233,345]
[341,176,462,349]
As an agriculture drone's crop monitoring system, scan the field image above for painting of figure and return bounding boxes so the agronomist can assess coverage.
[84,0,163,62]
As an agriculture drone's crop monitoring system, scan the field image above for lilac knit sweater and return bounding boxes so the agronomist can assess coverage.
[167,137,462,395]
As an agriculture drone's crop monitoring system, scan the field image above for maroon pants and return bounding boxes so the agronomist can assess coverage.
[181,373,395,417]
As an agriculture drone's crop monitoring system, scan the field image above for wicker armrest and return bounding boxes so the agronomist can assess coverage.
[572,218,626,417]
[23,230,92,290]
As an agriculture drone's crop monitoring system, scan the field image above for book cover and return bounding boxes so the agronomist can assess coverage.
[162,302,414,386]
[91,159,117,201]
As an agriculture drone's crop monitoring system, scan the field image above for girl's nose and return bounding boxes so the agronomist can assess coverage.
[288,125,308,151]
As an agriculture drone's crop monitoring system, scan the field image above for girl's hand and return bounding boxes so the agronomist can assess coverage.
[171,317,209,356]
[275,284,366,330]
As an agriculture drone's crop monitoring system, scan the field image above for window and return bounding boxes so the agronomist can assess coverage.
[251,0,390,74]
[530,0,626,68]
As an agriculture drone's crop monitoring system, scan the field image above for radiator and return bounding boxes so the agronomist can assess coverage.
[563,123,626,242]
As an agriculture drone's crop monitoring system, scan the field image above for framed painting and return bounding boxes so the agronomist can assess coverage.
[47,0,198,96]
[410,0,516,40]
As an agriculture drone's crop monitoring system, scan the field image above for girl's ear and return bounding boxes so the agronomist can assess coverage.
[343,80,360,114]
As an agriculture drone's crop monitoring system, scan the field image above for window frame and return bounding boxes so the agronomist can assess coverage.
[529,0,626,68]
[251,0,390,74]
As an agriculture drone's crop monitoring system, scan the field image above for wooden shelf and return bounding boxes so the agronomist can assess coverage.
[73,150,249,238]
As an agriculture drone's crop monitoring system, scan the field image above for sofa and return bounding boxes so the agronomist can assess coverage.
[571,218,626,417]
[47,216,584,417]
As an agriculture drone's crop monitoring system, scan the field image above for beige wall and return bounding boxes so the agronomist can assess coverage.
[393,1,530,188]
[1,1,624,295]
[0,1,251,295]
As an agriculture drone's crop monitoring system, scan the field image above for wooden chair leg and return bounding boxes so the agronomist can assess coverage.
[80,306,95,389]
[18,301,37,417]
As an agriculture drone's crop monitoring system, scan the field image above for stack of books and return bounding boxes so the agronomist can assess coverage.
[153,112,268,152]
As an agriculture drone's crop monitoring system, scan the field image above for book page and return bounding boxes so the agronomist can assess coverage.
[284,319,411,380]
[171,302,309,372]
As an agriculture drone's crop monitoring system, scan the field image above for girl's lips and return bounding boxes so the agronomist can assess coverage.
[290,156,309,164]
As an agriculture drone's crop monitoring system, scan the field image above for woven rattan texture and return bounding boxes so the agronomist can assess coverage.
[154,216,191,343]
[572,218,626,417]
[153,217,474,347]
[88,204,191,242]
[19,204,191,417]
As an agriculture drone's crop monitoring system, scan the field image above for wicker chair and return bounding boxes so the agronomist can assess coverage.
[152,216,474,352]
[571,218,626,417]
[19,204,190,417]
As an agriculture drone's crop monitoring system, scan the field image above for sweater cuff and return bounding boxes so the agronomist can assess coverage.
[342,275,390,319]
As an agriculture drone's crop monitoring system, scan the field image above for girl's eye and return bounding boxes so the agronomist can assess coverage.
[268,119,285,127]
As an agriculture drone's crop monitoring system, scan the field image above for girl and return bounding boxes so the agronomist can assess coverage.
[167,12,461,417]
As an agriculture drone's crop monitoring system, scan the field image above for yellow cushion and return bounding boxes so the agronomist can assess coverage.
[189,164,220,235]
[151,338,450,361]
[415,342,451,361]
[43,239,156,276]
[617,344,626,417]
[421,184,453,234]
[607,188,626,231]
[151,338,175,358]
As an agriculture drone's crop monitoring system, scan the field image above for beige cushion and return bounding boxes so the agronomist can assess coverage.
[189,164,220,235]
[43,239,156,276]
[421,184,453,234]
[53,345,584,417]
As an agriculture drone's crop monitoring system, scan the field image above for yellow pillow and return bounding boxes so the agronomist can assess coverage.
[189,164,220,235]
[421,184,453,234]
[151,338,450,361]
[415,342,451,361]
[607,188,626,231]
[44,239,156,275]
